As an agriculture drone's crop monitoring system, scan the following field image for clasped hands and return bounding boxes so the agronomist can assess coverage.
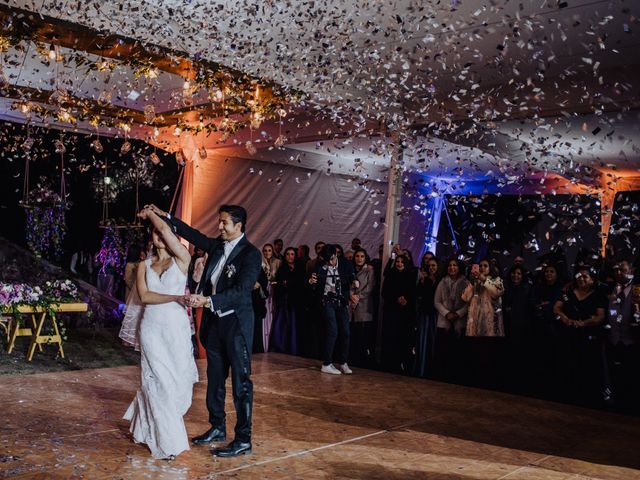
[138,204,168,219]
[445,311,459,321]
[187,294,209,308]
[561,316,585,328]
[175,294,209,308]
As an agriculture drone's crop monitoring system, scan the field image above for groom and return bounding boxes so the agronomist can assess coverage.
[149,204,262,457]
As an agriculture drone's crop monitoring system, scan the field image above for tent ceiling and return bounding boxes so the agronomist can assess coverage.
[0,0,638,188]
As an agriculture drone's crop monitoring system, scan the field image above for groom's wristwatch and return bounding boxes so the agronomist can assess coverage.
[204,297,212,310]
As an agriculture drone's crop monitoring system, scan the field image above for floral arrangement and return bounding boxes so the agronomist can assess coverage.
[0,283,44,307]
[0,279,83,340]
[0,279,81,308]
[95,227,126,275]
[23,183,69,260]
[43,279,80,302]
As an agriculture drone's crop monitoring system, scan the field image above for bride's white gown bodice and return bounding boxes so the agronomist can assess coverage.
[124,258,198,459]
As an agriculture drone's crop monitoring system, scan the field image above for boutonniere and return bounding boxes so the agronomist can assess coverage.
[225,264,237,278]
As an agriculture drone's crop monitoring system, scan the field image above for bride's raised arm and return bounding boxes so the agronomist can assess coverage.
[139,208,192,273]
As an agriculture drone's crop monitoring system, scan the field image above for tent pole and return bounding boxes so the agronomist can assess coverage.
[443,200,459,252]
[423,195,444,257]
[376,130,403,363]
[382,131,403,264]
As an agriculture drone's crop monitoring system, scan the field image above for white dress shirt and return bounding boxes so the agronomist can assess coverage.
[209,233,244,316]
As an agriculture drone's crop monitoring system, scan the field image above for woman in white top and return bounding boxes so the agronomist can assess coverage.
[433,258,469,382]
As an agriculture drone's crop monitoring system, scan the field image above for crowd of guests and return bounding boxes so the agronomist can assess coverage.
[249,240,639,413]
[114,233,640,414]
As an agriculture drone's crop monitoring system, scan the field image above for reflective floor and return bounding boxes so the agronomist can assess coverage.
[1,353,639,479]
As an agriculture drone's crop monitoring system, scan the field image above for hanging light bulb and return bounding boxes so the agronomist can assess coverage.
[104,176,112,185]
[54,139,66,153]
[149,152,161,165]
[146,68,158,79]
[250,112,263,130]
[199,146,207,160]
[97,60,111,72]
[245,141,257,156]
[274,107,286,148]
[91,138,103,153]
[20,103,30,114]
[48,44,57,60]
[274,135,286,148]
[173,126,182,136]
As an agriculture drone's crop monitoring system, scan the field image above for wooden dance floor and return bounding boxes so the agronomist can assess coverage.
[1,353,639,479]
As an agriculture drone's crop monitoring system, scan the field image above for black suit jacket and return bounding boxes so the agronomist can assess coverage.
[169,216,262,345]
[311,259,355,304]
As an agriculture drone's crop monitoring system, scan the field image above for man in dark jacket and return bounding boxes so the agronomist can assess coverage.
[309,244,356,375]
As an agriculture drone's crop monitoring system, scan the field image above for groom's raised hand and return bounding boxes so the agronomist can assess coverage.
[145,204,168,218]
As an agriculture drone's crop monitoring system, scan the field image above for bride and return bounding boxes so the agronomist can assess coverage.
[123,207,198,460]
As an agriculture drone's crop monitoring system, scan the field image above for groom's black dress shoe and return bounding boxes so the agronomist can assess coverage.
[192,427,226,445]
[212,439,252,457]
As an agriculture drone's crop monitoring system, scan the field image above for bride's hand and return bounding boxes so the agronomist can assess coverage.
[176,295,190,306]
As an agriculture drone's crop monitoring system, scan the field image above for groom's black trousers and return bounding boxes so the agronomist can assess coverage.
[199,312,253,443]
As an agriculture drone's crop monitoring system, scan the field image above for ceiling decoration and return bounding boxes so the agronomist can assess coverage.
[0,4,296,137]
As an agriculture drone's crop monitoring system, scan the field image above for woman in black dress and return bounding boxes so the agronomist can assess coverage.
[270,247,305,355]
[503,264,532,392]
[381,254,417,373]
[553,265,607,406]
[414,255,441,377]
[530,262,565,396]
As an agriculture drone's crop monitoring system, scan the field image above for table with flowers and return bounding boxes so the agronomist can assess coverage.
[1,280,87,361]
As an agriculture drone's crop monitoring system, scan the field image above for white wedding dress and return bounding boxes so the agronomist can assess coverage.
[124,258,198,459]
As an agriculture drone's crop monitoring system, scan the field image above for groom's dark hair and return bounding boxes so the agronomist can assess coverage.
[220,204,247,232]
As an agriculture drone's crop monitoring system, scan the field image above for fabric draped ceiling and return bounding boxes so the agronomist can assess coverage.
[175,153,428,259]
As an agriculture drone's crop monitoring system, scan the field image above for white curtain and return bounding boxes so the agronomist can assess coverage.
[179,154,426,260]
